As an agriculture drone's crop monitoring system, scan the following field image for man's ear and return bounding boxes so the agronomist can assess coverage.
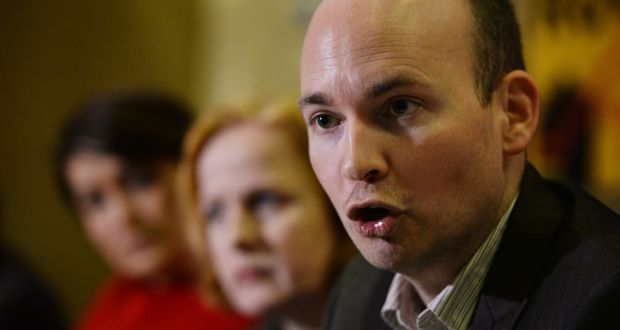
[498,70,540,155]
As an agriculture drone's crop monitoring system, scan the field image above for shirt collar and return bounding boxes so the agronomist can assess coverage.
[381,193,519,330]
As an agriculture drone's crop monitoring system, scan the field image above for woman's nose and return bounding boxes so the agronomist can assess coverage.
[232,211,265,252]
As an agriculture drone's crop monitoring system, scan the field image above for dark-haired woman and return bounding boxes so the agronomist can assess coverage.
[55,91,257,330]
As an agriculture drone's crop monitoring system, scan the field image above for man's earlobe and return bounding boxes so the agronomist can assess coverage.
[500,70,540,155]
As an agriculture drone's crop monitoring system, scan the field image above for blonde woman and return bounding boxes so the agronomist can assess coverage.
[179,98,355,330]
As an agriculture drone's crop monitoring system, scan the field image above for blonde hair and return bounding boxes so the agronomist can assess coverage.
[180,97,308,211]
[177,97,353,307]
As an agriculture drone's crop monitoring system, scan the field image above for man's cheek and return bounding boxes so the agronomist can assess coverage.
[310,154,330,182]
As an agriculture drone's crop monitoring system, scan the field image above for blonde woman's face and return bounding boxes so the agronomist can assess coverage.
[196,123,337,316]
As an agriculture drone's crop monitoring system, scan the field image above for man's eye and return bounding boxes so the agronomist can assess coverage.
[312,114,341,129]
[383,99,422,117]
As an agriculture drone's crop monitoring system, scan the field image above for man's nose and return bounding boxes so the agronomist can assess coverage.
[341,120,388,183]
[232,210,265,252]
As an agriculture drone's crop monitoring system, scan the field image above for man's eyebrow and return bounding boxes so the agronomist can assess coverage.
[366,76,429,99]
[299,93,333,107]
[299,77,430,107]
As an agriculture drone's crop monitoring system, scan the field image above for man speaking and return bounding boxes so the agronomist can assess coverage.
[299,0,620,329]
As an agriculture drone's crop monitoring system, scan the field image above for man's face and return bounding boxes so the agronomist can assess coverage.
[300,0,509,276]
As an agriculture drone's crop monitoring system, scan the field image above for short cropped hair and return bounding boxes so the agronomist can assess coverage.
[468,0,526,106]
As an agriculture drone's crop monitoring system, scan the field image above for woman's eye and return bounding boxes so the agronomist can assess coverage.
[85,191,106,210]
[254,191,282,207]
[311,113,341,130]
[204,203,225,224]
[383,99,422,117]
[250,191,289,217]
[74,190,107,215]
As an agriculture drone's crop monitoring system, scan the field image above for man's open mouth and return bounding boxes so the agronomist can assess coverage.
[346,201,403,222]
[352,206,392,222]
[346,202,404,237]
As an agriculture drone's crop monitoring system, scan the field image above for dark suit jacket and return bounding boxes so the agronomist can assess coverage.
[324,165,620,330]
[0,245,67,330]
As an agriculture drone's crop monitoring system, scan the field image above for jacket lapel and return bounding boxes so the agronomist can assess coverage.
[470,164,569,330]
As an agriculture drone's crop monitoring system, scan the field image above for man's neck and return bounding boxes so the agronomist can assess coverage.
[405,165,524,306]
[404,245,482,306]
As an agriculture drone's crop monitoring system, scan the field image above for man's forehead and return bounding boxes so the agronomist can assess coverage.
[301,0,473,94]
[302,0,472,64]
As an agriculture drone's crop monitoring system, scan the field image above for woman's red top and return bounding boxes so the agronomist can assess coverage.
[76,277,257,330]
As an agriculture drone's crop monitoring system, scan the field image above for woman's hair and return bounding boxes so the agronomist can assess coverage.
[177,97,355,307]
[54,90,194,204]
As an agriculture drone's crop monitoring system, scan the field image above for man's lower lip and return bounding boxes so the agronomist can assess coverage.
[353,216,398,238]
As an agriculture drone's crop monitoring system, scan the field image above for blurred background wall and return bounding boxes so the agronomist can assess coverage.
[193,0,319,106]
[515,0,620,212]
[0,0,618,323]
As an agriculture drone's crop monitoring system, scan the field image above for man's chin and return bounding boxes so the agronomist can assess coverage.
[355,237,409,272]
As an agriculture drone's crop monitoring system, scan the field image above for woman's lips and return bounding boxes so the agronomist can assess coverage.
[235,266,272,284]
[125,234,156,254]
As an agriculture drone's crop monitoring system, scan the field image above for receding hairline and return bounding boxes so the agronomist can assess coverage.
[304,0,524,107]
[301,0,481,106]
